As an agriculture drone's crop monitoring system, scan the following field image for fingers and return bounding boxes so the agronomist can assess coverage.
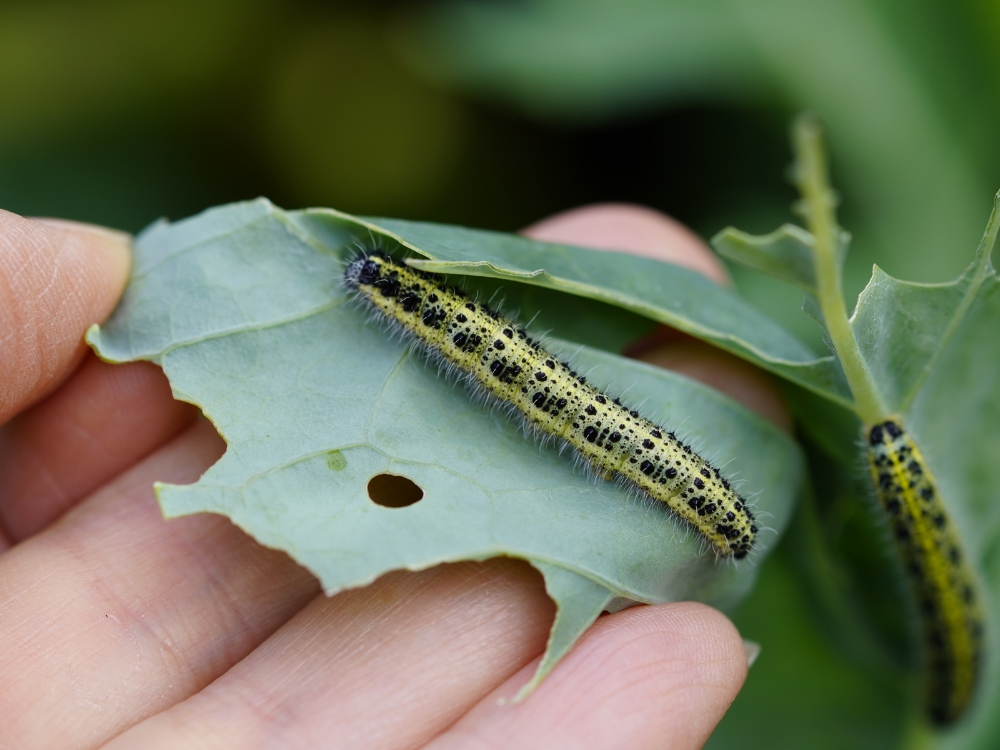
[0,212,131,424]
[522,203,731,286]
[524,202,791,431]
[0,354,199,543]
[0,420,319,750]
[96,204,771,748]
[426,603,748,750]
[103,559,554,750]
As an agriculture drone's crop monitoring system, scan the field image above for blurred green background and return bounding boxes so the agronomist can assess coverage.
[4,0,999,351]
[4,0,998,745]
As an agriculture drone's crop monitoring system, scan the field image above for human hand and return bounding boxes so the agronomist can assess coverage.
[0,204,788,749]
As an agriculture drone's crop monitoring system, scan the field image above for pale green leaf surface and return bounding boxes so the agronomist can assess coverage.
[289,210,853,407]
[851,197,999,417]
[907,304,1000,750]
[712,225,831,360]
[712,223,819,292]
[516,561,615,699]
[88,199,803,693]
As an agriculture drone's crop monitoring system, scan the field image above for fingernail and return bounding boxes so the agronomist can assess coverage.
[743,639,761,667]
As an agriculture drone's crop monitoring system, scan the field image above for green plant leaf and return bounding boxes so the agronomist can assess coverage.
[850,198,999,417]
[722,158,1000,748]
[881,202,1000,747]
[87,198,803,694]
[290,211,853,407]
[712,223,820,293]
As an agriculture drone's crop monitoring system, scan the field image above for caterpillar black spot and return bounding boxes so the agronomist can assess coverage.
[867,418,984,725]
[345,252,756,558]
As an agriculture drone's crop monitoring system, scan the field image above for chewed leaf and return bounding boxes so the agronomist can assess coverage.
[87,199,803,695]
[851,195,1000,415]
[712,224,820,293]
[514,562,615,700]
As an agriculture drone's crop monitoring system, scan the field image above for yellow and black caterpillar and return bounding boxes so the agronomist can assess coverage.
[867,418,983,725]
[345,253,756,558]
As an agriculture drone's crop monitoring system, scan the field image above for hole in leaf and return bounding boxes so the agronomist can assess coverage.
[367,474,424,508]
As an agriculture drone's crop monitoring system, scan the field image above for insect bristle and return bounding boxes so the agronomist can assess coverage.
[865,417,984,725]
[343,252,757,560]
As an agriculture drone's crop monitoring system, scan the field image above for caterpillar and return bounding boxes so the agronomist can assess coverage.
[867,419,984,725]
[344,252,756,558]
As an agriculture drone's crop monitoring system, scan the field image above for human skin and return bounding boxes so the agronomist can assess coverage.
[0,203,788,749]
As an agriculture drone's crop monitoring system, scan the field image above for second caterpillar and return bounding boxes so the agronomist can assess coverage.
[344,252,756,559]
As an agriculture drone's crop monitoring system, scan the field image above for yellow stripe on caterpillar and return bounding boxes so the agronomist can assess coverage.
[345,252,756,558]
[867,418,984,725]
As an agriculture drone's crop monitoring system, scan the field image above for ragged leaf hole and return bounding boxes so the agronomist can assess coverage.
[367,474,424,508]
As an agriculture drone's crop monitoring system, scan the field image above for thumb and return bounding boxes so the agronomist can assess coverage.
[0,210,131,424]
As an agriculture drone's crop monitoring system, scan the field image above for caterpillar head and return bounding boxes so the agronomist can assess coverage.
[343,253,386,288]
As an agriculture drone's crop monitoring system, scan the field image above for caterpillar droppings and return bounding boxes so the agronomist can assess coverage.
[345,252,756,558]
[867,418,984,725]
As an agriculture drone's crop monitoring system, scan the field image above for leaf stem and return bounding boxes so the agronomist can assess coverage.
[792,115,886,425]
